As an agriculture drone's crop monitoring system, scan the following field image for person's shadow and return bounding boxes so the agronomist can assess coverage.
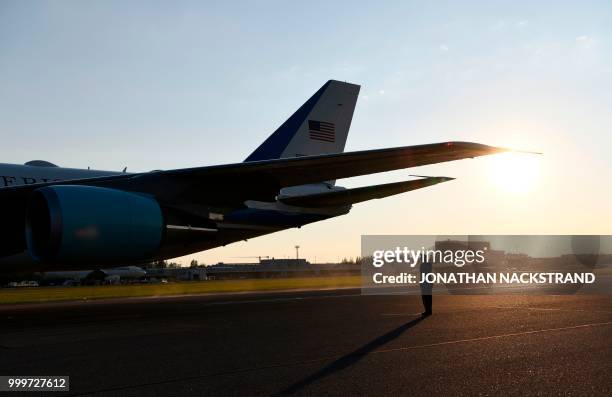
[279,316,425,395]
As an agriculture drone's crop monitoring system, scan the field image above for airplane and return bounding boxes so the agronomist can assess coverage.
[40,266,147,285]
[0,80,513,277]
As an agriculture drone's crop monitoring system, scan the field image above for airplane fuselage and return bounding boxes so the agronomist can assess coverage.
[0,162,124,187]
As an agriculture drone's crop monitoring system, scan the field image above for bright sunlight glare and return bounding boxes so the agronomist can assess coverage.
[489,152,541,194]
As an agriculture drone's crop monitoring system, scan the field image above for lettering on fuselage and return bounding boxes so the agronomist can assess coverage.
[0,176,61,187]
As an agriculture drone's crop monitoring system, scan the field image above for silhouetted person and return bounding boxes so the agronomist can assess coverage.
[420,261,433,316]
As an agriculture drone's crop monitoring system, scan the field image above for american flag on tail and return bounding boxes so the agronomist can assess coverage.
[308,120,335,142]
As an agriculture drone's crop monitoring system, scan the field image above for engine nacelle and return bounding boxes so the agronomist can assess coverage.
[26,185,163,265]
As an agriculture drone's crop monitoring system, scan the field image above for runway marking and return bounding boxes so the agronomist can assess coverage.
[369,320,612,353]
[204,293,362,306]
[65,320,612,396]
[494,306,612,314]
[0,288,363,310]
[381,313,422,316]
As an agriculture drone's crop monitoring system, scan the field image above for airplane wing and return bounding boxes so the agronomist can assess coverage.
[0,141,509,207]
[122,141,507,204]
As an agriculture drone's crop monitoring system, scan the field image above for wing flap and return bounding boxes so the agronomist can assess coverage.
[278,177,454,208]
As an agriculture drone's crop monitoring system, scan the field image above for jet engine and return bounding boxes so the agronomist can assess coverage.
[26,185,163,265]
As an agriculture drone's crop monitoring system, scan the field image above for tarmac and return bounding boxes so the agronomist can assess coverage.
[1,289,611,396]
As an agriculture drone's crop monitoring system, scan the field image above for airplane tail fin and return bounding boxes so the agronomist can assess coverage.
[245,80,360,163]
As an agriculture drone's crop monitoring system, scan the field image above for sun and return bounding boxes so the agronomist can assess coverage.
[488,151,541,194]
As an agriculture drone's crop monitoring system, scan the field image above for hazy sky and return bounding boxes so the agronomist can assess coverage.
[1,1,611,264]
